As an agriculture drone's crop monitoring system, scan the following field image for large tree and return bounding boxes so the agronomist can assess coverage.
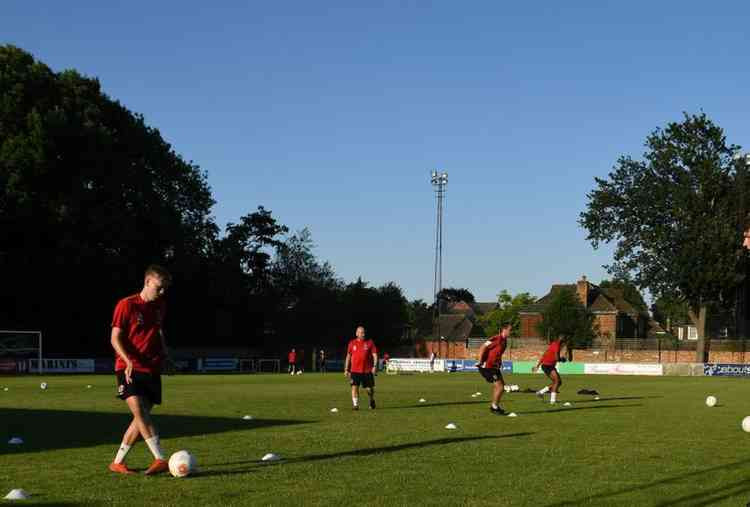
[536,287,597,355]
[579,113,744,361]
[599,279,648,314]
[0,45,220,352]
[478,290,536,337]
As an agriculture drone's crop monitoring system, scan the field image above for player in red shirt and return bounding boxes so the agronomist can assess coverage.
[344,326,378,410]
[108,265,172,475]
[477,322,512,415]
[288,349,297,375]
[532,335,568,404]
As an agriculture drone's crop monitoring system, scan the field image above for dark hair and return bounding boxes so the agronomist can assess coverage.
[144,264,172,284]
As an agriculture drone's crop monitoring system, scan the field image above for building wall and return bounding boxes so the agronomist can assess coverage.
[520,314,543,338]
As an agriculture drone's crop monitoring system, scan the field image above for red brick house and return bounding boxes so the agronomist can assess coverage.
[519,276,649,340]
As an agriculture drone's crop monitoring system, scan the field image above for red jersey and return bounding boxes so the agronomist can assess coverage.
[288,351,297,363]
[480,334,507,369]
[347,338,378,373]
[111,294,166,374]
[541,339,561,366]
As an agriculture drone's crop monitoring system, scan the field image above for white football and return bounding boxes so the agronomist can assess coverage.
[40,382,47,390]
[742,417,750,433]
[168,450,197,478]
[706,396,717,407]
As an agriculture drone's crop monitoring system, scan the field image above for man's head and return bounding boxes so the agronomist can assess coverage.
[355,326,366,339]
[500,322,513,337]
[141,265,171,302]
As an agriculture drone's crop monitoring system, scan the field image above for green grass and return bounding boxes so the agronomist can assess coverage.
[2,372,750,506]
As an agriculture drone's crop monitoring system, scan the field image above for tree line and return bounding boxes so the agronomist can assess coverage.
[0,45,436,356]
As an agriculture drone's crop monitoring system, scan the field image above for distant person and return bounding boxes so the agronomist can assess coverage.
[429,349,437,372]
[344,326,378,410]
[288,348,297,375]
[298,348,305,373]
[477,322,512,415]
[382,352,390,371]
[108,265,172,475]
[318,349,327,373]
[533,336,567,404]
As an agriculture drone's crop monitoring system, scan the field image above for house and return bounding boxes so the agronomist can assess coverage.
[518,276,649,340]
[433,300,498,342]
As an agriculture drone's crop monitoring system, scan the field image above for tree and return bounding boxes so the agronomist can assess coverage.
[579,113,744,361]
[536,287,597,355]
[436,287,475,304]
[651,295,690,332]
[406,299,434,340]
[478,290,536,337]
[599,279,649,314]
[0,45,220,352]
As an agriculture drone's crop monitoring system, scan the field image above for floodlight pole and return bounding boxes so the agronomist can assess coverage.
[736,152,750,342]
[431,170,448,358]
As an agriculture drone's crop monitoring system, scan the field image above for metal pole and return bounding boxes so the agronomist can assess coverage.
[431,171,448,354]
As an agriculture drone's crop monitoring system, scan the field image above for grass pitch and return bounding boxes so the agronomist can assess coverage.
[2,372,750,506]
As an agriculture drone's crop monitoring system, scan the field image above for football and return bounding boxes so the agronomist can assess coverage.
[168,450,197,478]
[705,396,717,407]
[742,417,750,433]
[40,382,48,390]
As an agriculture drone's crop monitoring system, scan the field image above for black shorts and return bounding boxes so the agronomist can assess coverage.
[115,370,162,405]
[541,365,558,376]
[479,367,504,384]
[350,372,375,388]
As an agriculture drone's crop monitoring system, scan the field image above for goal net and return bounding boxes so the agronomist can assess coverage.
[0,330,43,374]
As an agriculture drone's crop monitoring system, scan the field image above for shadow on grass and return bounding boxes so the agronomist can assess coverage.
[1,408,311,454]
[545,458,750,507]
[382,400,487,410]
[197,433,533,477]
[571,396,663,403]
[519,403,642,415]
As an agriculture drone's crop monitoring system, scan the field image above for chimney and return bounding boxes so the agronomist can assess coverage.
[576,275,589,307]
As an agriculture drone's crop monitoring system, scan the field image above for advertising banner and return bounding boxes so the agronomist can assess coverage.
[584,363,663,376]
[202,358,239,372]
[0,358,17,373]
[704,363,750,377]
[512,361,585,374]
[387,358,435,373]
[28,358,95,373]
[442,359,511,373]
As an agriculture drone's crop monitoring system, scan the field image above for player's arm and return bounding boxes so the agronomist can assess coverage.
[532,352,543,372]
[477,341,490,367]
[110,327,133,383]
[371,352,378,374]
[558,342,568,363]
[344,352,351,377]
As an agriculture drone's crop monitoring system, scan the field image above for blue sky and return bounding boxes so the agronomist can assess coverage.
[4,2,750,303]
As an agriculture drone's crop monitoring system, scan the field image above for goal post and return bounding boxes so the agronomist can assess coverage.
[0,330,43,374]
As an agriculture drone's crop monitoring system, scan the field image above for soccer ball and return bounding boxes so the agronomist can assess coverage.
[742,417,750,433]
[705,396,717,407]
[40,382,48,390]
[168,450,197,478]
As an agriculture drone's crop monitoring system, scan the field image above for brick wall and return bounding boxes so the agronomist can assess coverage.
[414,340,750,363]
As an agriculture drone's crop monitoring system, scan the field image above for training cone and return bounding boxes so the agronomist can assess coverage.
[507,412,518,417]
[261,453,281,462]
[8,437,23,445]
[445,423,457,430]
[563,402,572,407]
[4,489,29,500]
[419,398,426,403]
[330,408,339,413]
[242,415,253,420]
